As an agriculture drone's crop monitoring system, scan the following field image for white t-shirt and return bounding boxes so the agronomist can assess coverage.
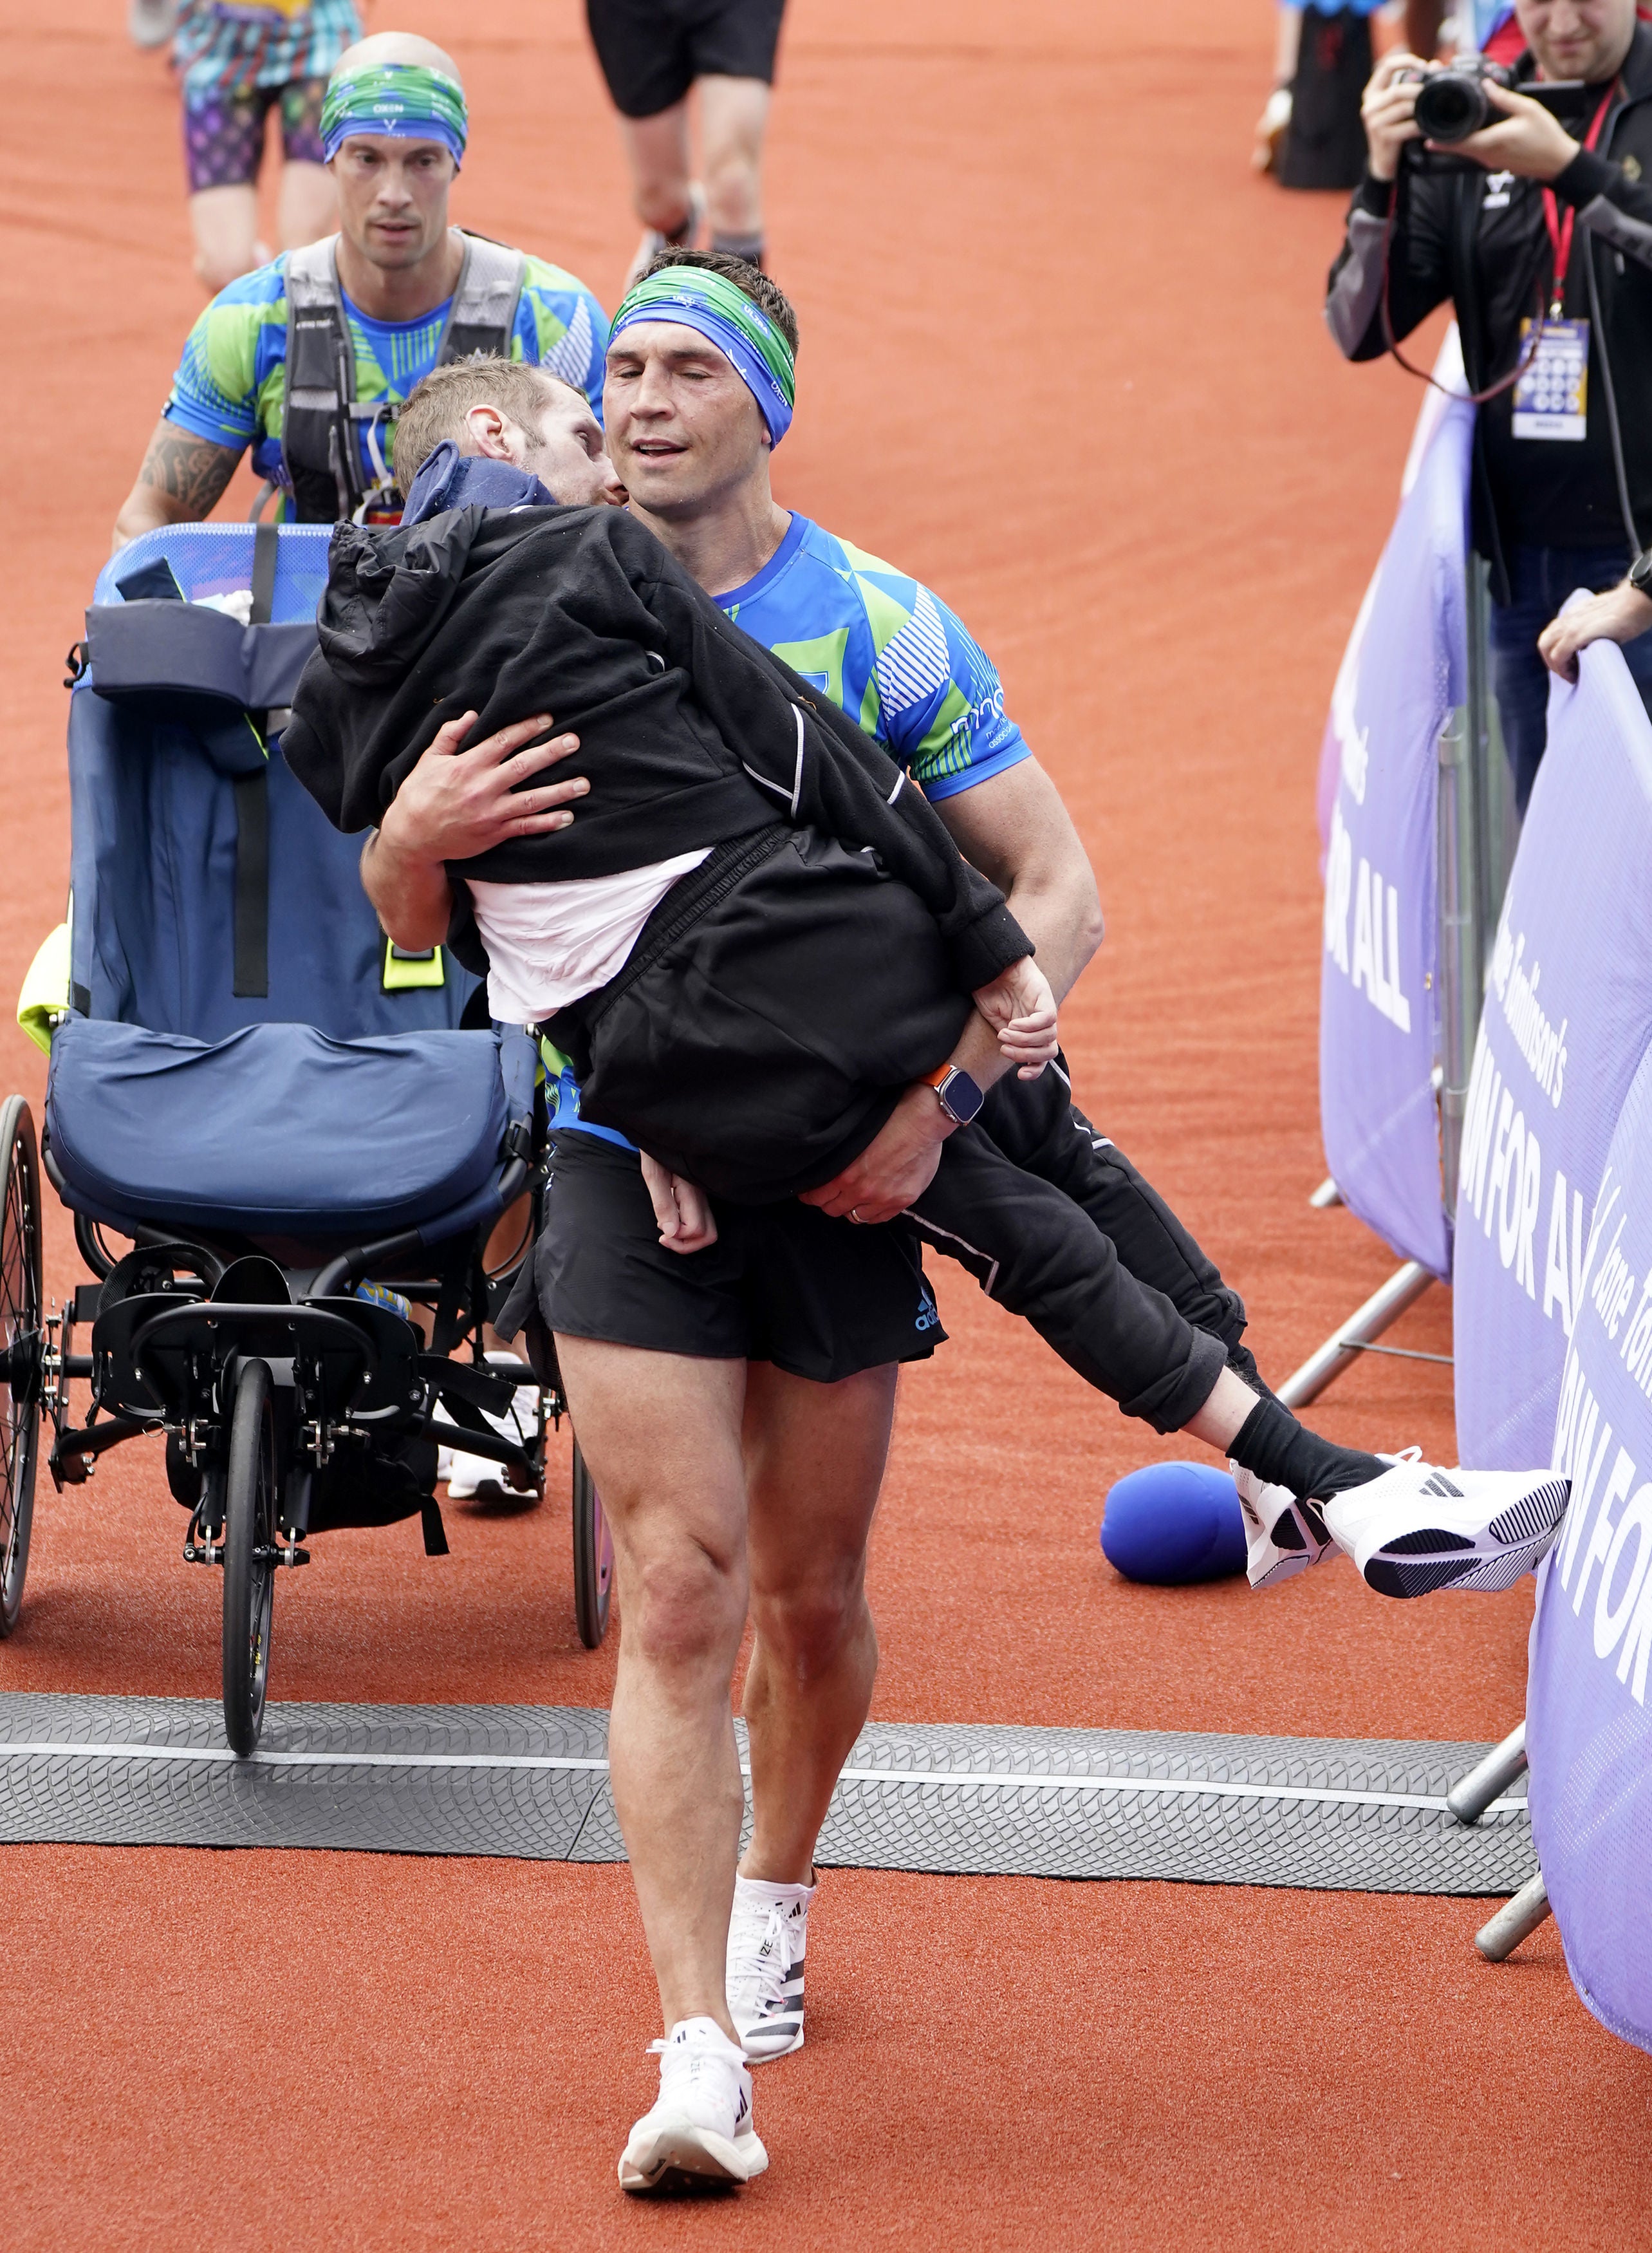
[468,850,712,1024]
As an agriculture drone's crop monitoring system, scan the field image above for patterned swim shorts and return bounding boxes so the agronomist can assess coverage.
[174,0,360,192]
[183,75,328,191]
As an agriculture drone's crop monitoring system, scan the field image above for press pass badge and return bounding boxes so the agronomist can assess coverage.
[1512,318,1588,440]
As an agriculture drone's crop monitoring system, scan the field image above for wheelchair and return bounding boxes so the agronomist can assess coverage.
[0,522,613,1755]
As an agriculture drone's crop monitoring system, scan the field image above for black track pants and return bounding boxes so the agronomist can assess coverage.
[906,1060,1248,1435]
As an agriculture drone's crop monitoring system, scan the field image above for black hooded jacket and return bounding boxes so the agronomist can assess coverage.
[284,496,1028,996]
[1325,24,1652,597]
[284,495,1035,1199]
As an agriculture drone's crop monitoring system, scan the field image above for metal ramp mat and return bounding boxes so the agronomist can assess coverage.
[0,1695,1532,1893]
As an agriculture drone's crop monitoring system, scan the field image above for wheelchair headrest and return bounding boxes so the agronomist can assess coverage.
[83,602,317,776]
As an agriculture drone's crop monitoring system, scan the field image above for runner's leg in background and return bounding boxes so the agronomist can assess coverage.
[276,78,337,251]
[698,74,772,263]
[185,83,272,293]
[615,98,699,239]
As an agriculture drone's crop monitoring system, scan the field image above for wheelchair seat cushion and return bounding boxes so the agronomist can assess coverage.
[46,1018,521,1237]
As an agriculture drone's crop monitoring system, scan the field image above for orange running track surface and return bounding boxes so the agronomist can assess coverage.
[1,1,1648,2244]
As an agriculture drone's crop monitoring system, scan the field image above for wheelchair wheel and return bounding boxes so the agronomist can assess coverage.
[571,1439,613,1649]
[222,1357,277,1755]
[0,1097,42,1638]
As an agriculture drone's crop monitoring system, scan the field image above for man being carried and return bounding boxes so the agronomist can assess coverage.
[112,30,609,545]
[306,346,1574,2192]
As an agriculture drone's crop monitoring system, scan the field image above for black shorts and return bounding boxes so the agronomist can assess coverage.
[586,0,787,118]
[520,1128,943,1384]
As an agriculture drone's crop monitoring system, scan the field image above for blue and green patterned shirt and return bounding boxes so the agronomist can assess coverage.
[715,513,1029,799]
[163,242,609,494]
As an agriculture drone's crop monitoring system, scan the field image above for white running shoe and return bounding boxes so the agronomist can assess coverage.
[1322,1461,1571,1598]
[618,2017,768,2194]
[129,0,176,48]
[1252,86,1292,173]
[434,1352,537,1502]
[1231,1461,1336,1591]
[727,1873,812,2062]
[622,185,705,294]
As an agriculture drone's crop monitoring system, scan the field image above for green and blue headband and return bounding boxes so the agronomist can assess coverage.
[320,62,469,167]
[609,267,795,447]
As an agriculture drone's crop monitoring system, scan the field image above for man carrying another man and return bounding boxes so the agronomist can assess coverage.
[336,258,1571,2194]
[1327,0,1652,811]
[112,29,609,545]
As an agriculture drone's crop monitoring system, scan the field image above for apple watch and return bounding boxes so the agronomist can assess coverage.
[1630,548,1652,601]
[925,1063,985,1126]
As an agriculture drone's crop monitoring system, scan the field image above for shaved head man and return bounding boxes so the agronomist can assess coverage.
[115,28,609,543]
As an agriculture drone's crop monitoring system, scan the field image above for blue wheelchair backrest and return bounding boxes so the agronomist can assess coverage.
[70,523,479,1042]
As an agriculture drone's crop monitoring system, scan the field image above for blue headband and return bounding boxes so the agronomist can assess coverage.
[320,63,469,167]
[609,274,794,449]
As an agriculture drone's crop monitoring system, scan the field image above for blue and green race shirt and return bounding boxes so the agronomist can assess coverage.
[714,512,1030,800]
[163,243,609,496]
[547,510,1030,1143]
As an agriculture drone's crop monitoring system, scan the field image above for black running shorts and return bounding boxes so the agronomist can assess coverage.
[586,0,788,118]
[526,1127,943,1383]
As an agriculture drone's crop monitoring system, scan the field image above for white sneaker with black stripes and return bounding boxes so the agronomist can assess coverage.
[1322,1460,1572,1597]
[618,2017,768,2194]
[1230,1461,1338,1590]
[727,1873,812,2062]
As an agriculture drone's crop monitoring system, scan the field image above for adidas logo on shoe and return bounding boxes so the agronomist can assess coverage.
[1321,1463,1570,1600]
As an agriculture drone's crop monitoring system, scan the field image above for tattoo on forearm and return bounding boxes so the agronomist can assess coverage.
[136,425,241,517]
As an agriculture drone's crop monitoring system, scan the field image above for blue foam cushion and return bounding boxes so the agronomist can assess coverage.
[46,1017,526,1237]
[1100,1461,1247,1586]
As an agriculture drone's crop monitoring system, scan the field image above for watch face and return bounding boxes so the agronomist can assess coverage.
[942,1068,985,1124]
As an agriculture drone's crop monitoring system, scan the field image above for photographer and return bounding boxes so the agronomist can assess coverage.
[1326,0,1652,811]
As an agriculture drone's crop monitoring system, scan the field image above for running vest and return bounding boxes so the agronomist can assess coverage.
[281,231,528,523]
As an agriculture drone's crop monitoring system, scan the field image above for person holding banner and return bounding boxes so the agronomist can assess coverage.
[1326,0,1652,812]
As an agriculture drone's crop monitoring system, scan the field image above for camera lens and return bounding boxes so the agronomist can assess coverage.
[1414,71,1492,144]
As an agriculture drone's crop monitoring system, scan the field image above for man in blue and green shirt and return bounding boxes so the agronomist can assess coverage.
[113,29,608,547]
[364,256,1286,2178]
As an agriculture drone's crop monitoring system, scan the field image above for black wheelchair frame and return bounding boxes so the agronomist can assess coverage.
[0,1090,612,1754]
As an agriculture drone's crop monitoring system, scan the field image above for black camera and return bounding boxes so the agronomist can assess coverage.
[1411,57,1514,144]
[1401,68,1592,173]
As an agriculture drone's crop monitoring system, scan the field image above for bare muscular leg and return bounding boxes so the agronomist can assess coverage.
[739,1360,897,1885]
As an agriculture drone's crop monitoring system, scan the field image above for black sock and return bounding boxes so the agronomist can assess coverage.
[1229,1395,1385,1502]
[711,229,765,270]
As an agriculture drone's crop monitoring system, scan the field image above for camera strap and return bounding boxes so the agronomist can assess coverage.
[1541,86,1617,317]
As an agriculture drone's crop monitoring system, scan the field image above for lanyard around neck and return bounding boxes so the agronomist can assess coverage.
[1541,86,1618,317]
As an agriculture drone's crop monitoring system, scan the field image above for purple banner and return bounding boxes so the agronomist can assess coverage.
[1530,1038,1652,2056]
[1317,393,1469,1278]
[1454,639,1652,1469]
